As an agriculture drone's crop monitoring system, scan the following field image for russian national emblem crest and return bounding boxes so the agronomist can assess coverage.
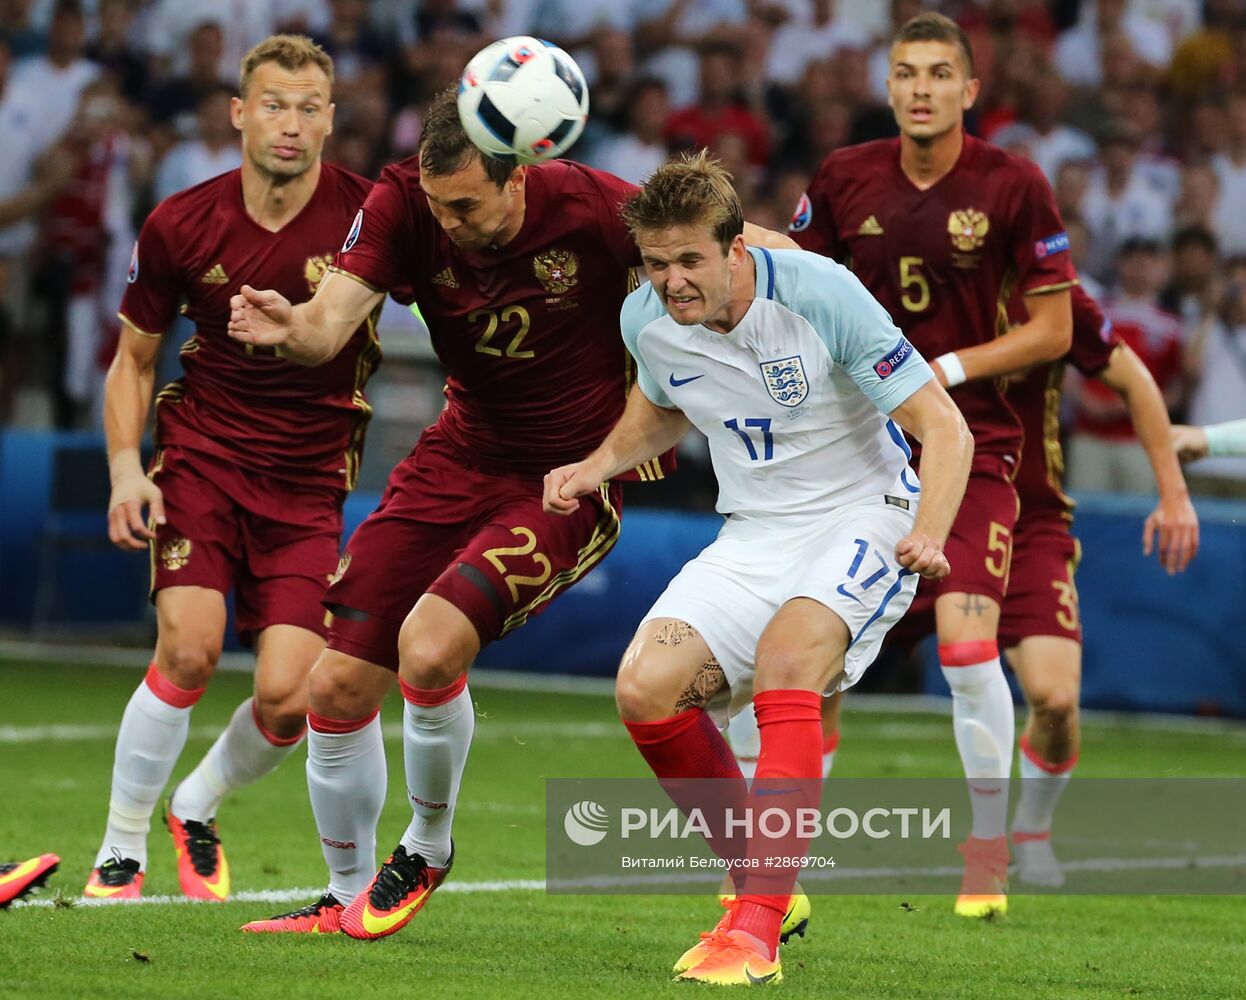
[759,355,809,408]
[533,249,579,294]
[161,537,192,571]
[948,209,990,251]
[305,254,333,294]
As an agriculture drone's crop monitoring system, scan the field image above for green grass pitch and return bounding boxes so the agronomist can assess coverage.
[1,656,1243,999]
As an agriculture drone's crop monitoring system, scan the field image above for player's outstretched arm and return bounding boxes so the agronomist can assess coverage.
[228,269,384,366]
[887,380,974,579]
[104,323,166,551]
[742,222,798,251]
[934,289,1073,387]
[1097,343,1199,574]
[544,386,690,515]
[1175,418,1246,462]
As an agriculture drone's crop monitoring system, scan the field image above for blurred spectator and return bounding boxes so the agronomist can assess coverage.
[530,0,633,56]
[1,0,47,59]
[153,86,242,201]
[403,0,483,102]
[85,0,148,103]
[580,28,637,138]
[1172,162,1220,236]
[763,0,867,87]
[1167,0,1241,99]
[633,0,750,109]
[313,0,392,85]
[146,21,231,133]
[1080,119,1173,280]
[585,76,668,184]
[144,0,274,79]
[1211,91,1246,256]
[1160,225,1220,327]
[995,68,1096,184]
[665,44,769,168]
[1183,256,1246,495]
[9,0,100,155]
[38,79,135,427]
[1067,237,1186,492]
[1055,0,1172,88]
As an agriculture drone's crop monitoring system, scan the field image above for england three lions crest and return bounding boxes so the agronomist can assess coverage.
[760,355,809,407]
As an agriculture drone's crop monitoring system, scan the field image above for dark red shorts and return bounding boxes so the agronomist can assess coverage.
[997,514,1081,649]
[929,456,1019,606]
[148,445,344,644]
[324,428,623,671]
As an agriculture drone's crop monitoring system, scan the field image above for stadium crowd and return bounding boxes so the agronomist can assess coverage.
[2,0,1245,494]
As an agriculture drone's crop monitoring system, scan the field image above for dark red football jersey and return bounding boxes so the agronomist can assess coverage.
[333,158,662,479]
[1006,283,1120,521]
[119,165,379,491]
[792,134,1077,467]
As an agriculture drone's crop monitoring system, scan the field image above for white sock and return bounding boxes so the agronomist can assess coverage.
[398,684,474,869]
[727,704,761,782]
[307,713,387,903]
[171,698,304,823]
[822,734,838,779]
[95,676,195,869]
[940,655,1015,840]
[1013,736,1075,834]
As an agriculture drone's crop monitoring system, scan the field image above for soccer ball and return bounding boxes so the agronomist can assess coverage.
[456,36,589,166]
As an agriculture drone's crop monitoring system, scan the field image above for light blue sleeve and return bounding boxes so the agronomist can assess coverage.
[774,249,935,414]
[620,283,678,410]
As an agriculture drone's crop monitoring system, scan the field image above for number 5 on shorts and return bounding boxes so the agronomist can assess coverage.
[984,521,1011,579]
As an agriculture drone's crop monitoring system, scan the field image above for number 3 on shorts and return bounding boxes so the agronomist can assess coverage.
[984,521,1011,579]
[483,526,552,601]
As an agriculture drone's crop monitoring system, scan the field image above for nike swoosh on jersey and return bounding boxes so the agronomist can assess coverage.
[359,885,433,935]
[668,373,706,387]
[835,584,864,606]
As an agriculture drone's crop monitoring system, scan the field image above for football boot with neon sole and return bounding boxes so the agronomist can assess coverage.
[672,892,810,974]
[677,929,783,986]
[165,798,230,901]
[953,835,1009,917]
[0,854,60,908]
[241,893,344,933]
[83,852,144,900]
[341,842,453,940]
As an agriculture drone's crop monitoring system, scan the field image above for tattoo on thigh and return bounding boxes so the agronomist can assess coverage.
[655,621,701,646]
[674,657,725,713]
[956,594,990,617]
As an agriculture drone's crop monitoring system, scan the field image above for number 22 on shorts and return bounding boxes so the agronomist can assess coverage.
[483,526,552,601]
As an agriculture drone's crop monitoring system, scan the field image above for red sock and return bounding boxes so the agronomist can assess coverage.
[735,689,823,957]
[626,709,748,880]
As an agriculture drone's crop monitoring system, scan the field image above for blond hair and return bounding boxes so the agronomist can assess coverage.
[621,150,743,253]
[239,34,334,97]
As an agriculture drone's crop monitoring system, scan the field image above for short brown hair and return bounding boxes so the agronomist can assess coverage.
[419,88,515,189]
[892,12,975,77]
[621,149,743,254]
[239,34,334,97]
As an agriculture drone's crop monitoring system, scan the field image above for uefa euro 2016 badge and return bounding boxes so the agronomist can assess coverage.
[760,355,809,408]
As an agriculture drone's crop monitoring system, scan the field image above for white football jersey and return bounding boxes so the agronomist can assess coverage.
[622,246,934,517]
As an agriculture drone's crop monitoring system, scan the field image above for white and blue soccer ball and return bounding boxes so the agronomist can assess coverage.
[456,36,589,165]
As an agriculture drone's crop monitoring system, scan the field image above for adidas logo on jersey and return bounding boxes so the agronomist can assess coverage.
[432,267,459,289]
[858,216,884,236]
[201,264,229,284]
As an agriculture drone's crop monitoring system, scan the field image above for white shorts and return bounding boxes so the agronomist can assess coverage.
[642,495,918,723]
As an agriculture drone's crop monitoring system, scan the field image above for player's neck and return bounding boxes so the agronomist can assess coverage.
[240,158,323,233]
[705,254,756,335]
[899,127,964,190]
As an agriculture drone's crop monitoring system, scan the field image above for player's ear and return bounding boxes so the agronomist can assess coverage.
[230,95,244,132]
[508,165,528,194]
[325,101,335,137]
[962,77,981,112]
